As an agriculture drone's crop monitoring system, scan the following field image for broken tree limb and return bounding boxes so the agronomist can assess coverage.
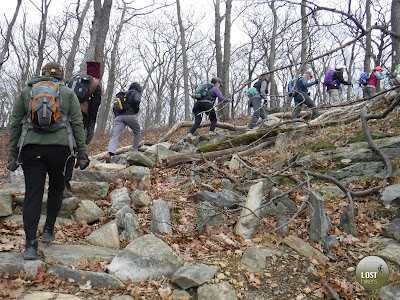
[157,121,246,143]
[360,93,400,182]
[163,140,274,167]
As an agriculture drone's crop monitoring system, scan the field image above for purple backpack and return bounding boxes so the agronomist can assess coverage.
[323,69,338,87]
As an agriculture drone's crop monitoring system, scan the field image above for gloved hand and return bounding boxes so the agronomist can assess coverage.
[7,148,19,172]
[75,148,90,170]
[314,80,319,84]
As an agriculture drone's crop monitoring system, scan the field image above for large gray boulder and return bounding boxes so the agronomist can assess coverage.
[107,234,183,281]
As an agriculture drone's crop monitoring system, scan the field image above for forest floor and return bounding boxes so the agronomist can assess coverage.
[0,115,400,299]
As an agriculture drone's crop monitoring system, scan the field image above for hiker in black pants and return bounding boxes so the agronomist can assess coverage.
[187,77,231,139]
[7,62,89,260]
[291,71,319,120]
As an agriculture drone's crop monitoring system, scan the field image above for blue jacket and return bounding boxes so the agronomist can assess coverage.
[296,77,318,96]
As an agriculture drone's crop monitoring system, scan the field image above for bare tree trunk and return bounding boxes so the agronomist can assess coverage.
[64,0,92,80]
[392,0,400,68]
[0,0,22,71]
[364,0,372,81]
[268,0,278,108]
[176,0,190,120]
[214,0,223,80]
[300,0,308,74]
[35,0,52,76]
[220,0,232,121]
[97,2,127,134]
[81,0,113,71]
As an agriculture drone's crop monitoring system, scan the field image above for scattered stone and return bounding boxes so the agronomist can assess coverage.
[93,163,127,172]
[241,247,268,272]
[131,190,151,207]
[235,182,263,240]
[71,200,105,223]
[0,191,13,217]
[139,174,152,189]
[40,244,120,267]
[381,183,400,206]
[322,235,339,252]
[171,264,218,289]
[382,218,400,242]
[119,165,151,179]
[115,206,140,241]
[107,234,183,282]
[228,154,241,170]
[69,181,109,199]
[378,285,400,300]
[197,282,238,300]
[127,151,156,168]
[308,191,331,242]
[59,197,81,218]
[197,201,225,232]
[151,199,172,234]
[211,233,237,246]
[346,267,355,272]
[270,187,298,213]
[283,235,329,264]
[171,289,191,300]
[0,252,45,277]
[19,292,83,300]
[47,264,124,288]
[376,243,400,266]
[86,222,120,249]
[276,202,288,237]
[110,187,132,213]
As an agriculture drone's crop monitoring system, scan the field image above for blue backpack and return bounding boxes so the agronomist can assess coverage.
[323,69,338,87]
[358,72,369,87]
[246,87,259,98]
[192,83,214,99]
[287,78,298,97]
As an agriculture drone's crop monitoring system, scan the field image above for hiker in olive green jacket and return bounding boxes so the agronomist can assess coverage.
[7,62,89,260]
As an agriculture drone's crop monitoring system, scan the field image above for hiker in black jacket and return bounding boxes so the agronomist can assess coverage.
[326,65,352,105]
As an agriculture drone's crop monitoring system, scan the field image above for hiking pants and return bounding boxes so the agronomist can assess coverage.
[20,145,71,241]
[328,89,341,105]
[248,96,267,129]
[364,86,376,98]
[108,114,141,153]
[189,101,217,134]
[291,93,318,120]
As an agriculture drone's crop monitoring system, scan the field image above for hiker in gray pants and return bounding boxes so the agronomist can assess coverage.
[104,82,142,162]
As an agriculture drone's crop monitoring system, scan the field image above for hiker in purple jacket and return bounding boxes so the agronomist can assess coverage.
[325,65,352,104]
[187,77,231,139]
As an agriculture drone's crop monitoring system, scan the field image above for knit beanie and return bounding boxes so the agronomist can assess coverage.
[86,61,101,78]
[41,62,64,81]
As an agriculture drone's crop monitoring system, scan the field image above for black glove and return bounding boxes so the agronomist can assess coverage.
[75,148,90,170]
[314,80,319,85]
[7,148,19,172]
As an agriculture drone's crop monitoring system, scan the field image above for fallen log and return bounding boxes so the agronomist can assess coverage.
[163,140,274,167]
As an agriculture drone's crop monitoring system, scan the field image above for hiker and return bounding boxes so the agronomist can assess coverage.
[248,74,270,129]
[64,61,101,188]
[324,65,352,105]
[67,61,102,145]
[7,62,89,260]
[187,77,231,139]
[104,82,142,163]
[364,66,388,97]
[291,70,319,120]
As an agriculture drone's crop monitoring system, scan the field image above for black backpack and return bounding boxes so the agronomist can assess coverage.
[112,91,130,112]
[67,74,96,103]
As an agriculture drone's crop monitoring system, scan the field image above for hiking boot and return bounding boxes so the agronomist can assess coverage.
[41,228,55,243]
[104,154,111,163]
[24,239,38,260]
